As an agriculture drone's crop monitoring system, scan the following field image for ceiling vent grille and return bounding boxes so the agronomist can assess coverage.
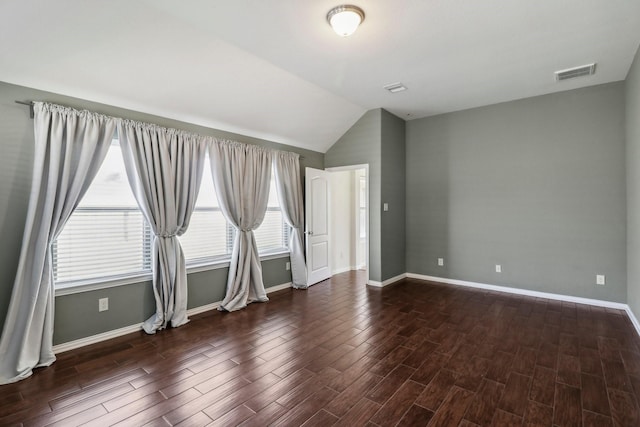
[555,63,596,81]
[383,82,407,93]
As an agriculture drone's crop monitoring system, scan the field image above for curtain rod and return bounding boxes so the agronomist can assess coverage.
[13,100,306,159]
[15,100,34,118]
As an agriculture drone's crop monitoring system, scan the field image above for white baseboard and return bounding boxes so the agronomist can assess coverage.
[406,273,628,309]
[406,273,640,338]
[625,306,640,338]
[186,301,221,316]
[52,323,144,354]
[52,281,293,354]
[368,273,407,288]
[332,266,354,275]
[266,282,293,293]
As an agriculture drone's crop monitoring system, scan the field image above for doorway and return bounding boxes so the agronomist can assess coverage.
[326,165,369,282]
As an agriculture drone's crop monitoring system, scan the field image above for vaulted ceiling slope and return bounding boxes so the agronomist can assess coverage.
[1,1,639,153]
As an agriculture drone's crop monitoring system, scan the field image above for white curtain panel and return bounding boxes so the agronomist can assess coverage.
[273,151,308,288]
[209,140,273,311]
[118,121,205,334]
[0,103,116,384]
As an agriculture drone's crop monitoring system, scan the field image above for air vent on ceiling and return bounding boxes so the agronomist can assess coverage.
[554,63,596,82]
[383,82,407,93]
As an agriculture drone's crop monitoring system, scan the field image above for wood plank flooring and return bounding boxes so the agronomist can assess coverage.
[2,271,640,426]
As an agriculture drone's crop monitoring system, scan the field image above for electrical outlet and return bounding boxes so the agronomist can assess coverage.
[98,297,109,312]
[596,275,605,286]
[285,262,291,271]
[383,203,389,211]
[437,258,444,266]
[495,264,502,273]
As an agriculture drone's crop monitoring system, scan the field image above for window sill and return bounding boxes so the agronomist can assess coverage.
[54,250,291,297]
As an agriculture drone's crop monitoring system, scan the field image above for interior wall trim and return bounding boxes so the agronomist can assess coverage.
[52,323,144,355]
[625,306,640,338]
[264,282,294,294]
[407,273,640,337]
[368,273,407,288]
[332,266,355,275]
[52,282,293,354]
[185,301,221,317]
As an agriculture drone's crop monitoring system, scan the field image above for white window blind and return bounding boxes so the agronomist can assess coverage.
[180,160,289,264]
[254,176,289,252]
[54,143,290,287]
[179,156,232,262]
[53,139,151,284]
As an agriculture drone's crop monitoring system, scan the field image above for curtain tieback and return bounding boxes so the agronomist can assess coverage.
[239,228,253,233]
[158,232,178,238]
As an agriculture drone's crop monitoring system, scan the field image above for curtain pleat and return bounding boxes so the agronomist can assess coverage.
[0,103,116,384]
[118,121,205,334]
[273,151,308,288]
[209,140,273,311]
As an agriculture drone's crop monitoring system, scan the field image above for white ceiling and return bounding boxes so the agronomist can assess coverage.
[1,1,639,153]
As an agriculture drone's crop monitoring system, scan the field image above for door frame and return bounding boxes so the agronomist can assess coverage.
[325,164,369,285]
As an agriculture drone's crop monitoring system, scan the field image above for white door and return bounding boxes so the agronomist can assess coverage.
[305,167,332,285]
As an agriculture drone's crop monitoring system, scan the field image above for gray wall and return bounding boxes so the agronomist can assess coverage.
[325,108,408,283]
[627,46,640,316]
[381,110,407,279]
[0,81,323,345]
[325,109,383,281]
[406,82,627,302]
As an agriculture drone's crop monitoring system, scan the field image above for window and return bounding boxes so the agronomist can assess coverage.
[54,144,290,287]
[254,174,290,253]
[53,139,151,284]
[180,159,289,264]
[178,156,231,263]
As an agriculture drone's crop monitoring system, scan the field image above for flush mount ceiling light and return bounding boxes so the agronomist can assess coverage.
[327,5,365,37]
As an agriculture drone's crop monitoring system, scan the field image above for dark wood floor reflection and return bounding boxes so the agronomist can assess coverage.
[2,271,640,426]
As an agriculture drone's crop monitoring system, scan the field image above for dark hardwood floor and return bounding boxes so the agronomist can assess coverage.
[2,271,640,426]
